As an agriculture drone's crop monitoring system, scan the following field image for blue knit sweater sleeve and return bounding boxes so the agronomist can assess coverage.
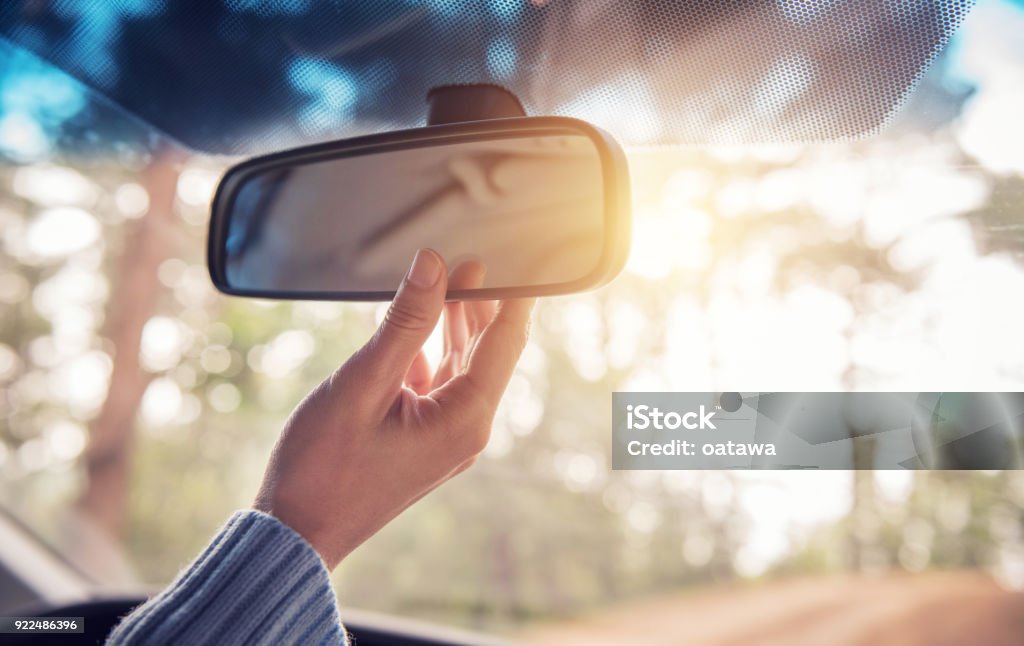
[107,510,348,645]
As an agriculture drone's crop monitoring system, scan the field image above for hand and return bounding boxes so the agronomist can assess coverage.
[254,249,535,569]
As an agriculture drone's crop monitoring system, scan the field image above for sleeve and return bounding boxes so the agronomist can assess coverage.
[107,510,348,646]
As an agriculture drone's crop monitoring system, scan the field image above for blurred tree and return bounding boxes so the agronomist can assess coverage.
[76,149,182,543]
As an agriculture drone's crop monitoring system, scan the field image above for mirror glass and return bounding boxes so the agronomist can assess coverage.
[220,133,607,295]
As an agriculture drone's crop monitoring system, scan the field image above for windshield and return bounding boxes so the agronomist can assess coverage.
[0,0,974,152]
[1,0,1023,642]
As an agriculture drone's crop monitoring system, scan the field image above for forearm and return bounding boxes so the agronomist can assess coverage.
[107,511,347,645]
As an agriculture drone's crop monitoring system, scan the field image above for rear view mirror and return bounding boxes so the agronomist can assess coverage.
[208,117,630,301]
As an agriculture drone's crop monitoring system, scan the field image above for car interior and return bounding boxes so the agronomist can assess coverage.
[1,1,1023,644]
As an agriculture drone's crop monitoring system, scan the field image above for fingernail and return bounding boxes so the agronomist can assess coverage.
[407,249,442,288]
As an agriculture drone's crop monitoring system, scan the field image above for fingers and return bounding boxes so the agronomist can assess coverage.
[440,297,535,413]
[453,261,496,339]
[444,262,483,356]
[344,249,447,406]
[460,298,497,370]
[404,350,433,395]
[465,298,497,339]
[447,259,487,291]
[442,301,467,357]
[436,261,488,386]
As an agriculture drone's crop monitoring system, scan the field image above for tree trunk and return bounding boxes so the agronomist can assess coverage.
[76,151,181,543]
[849,431,878,571]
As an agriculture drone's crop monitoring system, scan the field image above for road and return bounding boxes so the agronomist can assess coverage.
[521,572,1024,646]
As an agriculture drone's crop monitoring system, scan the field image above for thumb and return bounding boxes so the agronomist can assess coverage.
[356,249,447,397]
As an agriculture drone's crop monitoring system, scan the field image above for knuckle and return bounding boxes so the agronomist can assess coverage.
[319,368,362,414]
[456,374,494,416]
[324,353,381,413]
[325,364,348,393]
[385,301,432,333]
[438,397,492,456]
[456,424,490,457]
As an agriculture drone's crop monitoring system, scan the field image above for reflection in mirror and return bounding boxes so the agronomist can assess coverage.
[222,134,606,294]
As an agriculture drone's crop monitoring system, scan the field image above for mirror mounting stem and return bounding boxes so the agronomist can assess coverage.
[426,84,526,126]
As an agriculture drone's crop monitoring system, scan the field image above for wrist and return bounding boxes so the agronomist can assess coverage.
[252,500,349,570]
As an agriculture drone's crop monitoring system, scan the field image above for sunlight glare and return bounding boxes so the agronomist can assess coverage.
[26,207,99,257]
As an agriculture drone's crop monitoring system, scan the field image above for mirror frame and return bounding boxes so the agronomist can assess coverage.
[208,116,631,301]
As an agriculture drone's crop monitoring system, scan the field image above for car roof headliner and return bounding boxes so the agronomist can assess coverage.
[0,0,975,155]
